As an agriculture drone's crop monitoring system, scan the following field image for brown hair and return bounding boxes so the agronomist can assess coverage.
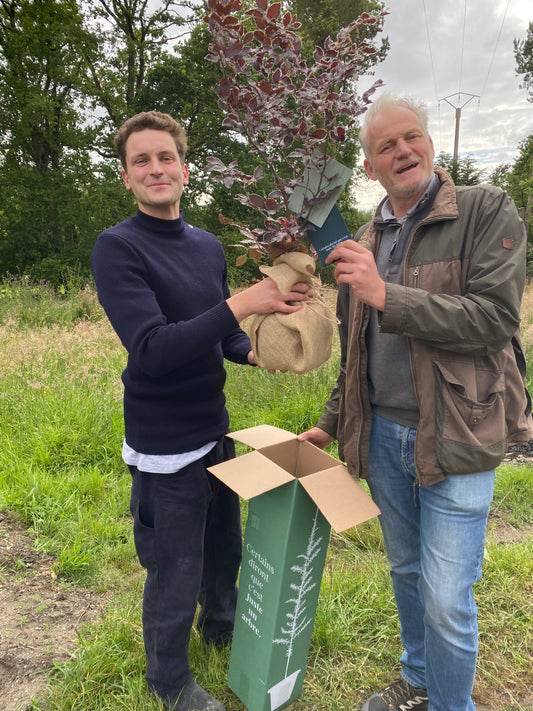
[114,111,188,169]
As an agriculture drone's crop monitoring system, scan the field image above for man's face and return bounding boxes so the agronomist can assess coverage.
[363,106,435,216]
[122,129,189,220]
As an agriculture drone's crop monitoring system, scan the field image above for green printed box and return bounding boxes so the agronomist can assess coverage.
[208,425,380,711]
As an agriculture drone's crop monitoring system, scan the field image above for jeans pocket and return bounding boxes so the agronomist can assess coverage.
[434,361,506,473]
[130,491,156,570]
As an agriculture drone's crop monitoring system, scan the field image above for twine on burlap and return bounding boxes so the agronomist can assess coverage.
[249,252,337,374]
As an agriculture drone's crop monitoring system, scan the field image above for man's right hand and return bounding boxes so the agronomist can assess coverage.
[326,239,386,311]
[227,277,309,323]
[297,427,334,450]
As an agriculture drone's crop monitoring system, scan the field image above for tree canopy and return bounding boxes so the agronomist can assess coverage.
[514,21,533,102]
[490,134,533,252]
[0,0,389,285]
[0,0,377,286]
[2,0,531,285]
[434,152,486,186]
[291,0,389,65]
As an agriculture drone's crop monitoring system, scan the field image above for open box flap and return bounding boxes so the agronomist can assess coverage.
[294,439,342,475]
[208,450,293,500]
[299,465,380,533]
[226,425,296,450]
[256,439,340,478]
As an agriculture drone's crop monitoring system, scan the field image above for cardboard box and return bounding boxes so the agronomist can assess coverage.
[208,425,380,711]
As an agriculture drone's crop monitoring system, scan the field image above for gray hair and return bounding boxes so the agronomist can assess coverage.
[359,93,429,159]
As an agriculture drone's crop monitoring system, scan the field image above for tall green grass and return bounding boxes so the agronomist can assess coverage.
[0,277,531,710]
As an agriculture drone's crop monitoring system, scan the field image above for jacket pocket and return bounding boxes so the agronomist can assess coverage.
[433,360,507,473]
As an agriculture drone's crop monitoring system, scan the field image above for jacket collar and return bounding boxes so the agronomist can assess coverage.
[372,167,458,227]
[358,168,459,251]
[426,167,459,220]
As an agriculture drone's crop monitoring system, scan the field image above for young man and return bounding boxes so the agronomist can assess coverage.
[299,94,532,711]
[92,111,308,711]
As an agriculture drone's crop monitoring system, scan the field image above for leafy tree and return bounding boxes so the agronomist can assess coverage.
[434,152,485,185]
[0,0,199,282]
[0,0,105,281]
[136,11,383,281]
[204,0,384,264]
[0,0,91,170]
[0,0,389,284]
[490,134,533,252]
[80,0,202,156]
[505,24,533,263]
[289,0,389,69]
[514,21,533,102]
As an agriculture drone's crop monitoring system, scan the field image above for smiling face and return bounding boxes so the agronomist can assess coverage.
[363,105,435,217]
[122,129,189,220]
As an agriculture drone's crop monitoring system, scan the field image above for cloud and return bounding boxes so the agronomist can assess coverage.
[354,0,531,210]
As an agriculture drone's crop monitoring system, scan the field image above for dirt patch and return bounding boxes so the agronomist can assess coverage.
[488,516,533,545]
[0,511,109,711]
[503,439,533,464]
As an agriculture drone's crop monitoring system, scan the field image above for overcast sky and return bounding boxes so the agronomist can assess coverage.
[354,0,532,209]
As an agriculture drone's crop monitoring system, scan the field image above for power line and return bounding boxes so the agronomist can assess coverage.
[458,0,468,94]
[421,0,439,102]
[479,0,511,100]
[421,0,441,144]
[470,0,510,153]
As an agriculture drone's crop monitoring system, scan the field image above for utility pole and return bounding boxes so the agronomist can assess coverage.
[439,92,479,162]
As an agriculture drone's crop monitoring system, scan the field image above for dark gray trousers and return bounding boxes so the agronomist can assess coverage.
[129,437,242,699]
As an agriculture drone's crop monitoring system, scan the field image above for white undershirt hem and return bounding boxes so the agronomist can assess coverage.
[122,439,217,474]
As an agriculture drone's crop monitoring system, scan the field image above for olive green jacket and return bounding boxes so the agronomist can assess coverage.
[317,168,533,486]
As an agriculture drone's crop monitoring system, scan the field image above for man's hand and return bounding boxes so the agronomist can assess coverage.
[248,349,287,373]
[326,240,386,311]
[297,427,334,450]
[227,278,309,323]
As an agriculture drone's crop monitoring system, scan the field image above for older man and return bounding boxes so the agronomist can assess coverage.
[299,94,531,711]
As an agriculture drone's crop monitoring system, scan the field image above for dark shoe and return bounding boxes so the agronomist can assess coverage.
[360,678,428,711]
[163,680,226,711]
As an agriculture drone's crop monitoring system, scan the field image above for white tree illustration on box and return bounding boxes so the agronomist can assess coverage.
[272,507,324,678]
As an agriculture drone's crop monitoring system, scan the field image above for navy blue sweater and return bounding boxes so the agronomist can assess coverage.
[91,210,251,454]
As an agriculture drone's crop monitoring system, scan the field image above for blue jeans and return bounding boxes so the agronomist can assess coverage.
[129,437,242,699]
[367,414,494,711]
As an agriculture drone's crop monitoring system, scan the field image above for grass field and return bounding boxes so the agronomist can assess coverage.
[0,277,531,710]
